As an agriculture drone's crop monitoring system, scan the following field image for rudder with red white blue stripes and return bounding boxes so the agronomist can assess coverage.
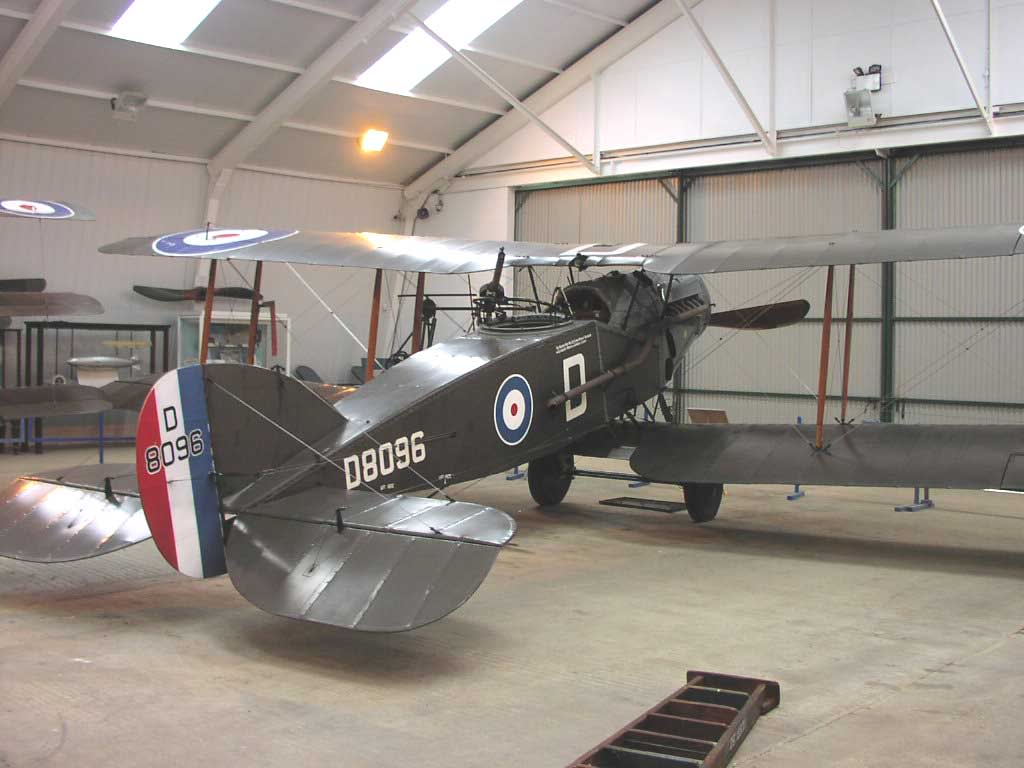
[136,365,225,578]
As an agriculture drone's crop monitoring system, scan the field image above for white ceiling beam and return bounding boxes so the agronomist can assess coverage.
[930,0,996,134]
[409,12,600,176]
[208,0,419,177]
[16,78,453,154]
[0,0,77,110]
[672,0,775,154]
[403,0,698,202]
[0,8,511,116]
[542,0,628,27]
[266,0,565,74]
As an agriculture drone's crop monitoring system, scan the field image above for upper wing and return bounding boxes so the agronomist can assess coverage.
[618,423,1024,491]
[99,223,1024,276]
[0,198,95,220]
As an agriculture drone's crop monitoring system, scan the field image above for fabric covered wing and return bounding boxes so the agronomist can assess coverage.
[0,199,94,220]
[630,423,1024,490]
[0,464,150,562]
[100,223,1024,276]
[0,384,111,419]
[225,487,516,632]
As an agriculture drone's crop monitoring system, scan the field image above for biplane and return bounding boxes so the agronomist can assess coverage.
[2,217,1023,633]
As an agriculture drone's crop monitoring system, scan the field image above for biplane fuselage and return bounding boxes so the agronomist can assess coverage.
[316,270,710,497]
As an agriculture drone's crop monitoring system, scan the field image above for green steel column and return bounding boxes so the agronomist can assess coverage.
[880,158,896,423]
[672,173,688,425]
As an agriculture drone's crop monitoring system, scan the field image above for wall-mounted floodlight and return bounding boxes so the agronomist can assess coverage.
[844,89,876,128]
[360,129,389,153]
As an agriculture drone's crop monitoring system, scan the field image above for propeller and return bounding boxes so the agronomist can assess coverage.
[134,285,260,302]
[709,299,810,330]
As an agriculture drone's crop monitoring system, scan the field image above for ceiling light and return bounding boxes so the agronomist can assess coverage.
[355,0,524,95]
[360,129,389,153]
[111,0,223,48]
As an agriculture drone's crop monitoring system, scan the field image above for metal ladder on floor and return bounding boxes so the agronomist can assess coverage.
[566,671,780,768]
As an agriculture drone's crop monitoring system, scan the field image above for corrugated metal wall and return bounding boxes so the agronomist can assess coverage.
[685,163,883,423]
[514,177,678,307]
[514,151,1024,426]
[894,148,1024,424]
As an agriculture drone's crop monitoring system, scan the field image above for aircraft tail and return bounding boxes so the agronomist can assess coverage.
[135,364,345,578]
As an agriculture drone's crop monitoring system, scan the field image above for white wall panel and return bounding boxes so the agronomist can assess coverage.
[0,141,405,387]
[0,139,206,331]
[218,169,403,383]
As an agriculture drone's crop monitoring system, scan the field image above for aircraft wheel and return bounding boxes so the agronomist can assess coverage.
[527,452,575,507]
[683,482,723,523]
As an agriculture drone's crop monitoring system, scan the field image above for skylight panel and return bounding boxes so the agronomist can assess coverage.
[355,0,525,95]
[111,0,223,48]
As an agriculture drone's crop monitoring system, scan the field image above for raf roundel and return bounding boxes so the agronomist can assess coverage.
[0,199,74,219]
[153,228,299,257]
[494,374,533,446]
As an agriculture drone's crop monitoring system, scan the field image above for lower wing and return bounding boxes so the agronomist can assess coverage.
[581,423,1024,491]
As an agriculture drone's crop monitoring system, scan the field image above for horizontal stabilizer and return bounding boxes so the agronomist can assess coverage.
[0,384,111,419]
[709,299,810,330]
[631,423,1024,490]
[0,464,149,562]
[226,487,516,632]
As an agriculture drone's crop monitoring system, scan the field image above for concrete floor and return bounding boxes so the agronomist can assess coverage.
[2,446,1023,767]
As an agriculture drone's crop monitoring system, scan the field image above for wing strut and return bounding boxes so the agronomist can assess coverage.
[246,261,263,365]
[814,265,836,450]
[839,265,857,424]
[411,272,426,354]
[199,258,218,364]
[366,268,383,381]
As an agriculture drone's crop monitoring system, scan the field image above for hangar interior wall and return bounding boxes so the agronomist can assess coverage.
[515,146,1024,426]
[0,139,403,387]
[473,0,1024,176]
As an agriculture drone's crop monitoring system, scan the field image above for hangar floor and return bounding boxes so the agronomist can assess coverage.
[2,446,1023,767]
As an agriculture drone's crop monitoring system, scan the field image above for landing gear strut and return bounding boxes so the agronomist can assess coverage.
[528,452,574,507]
[683,482,723,523]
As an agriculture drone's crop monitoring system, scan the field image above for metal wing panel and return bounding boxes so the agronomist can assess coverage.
[0,465,149,562]
[224,489,515,631]
[630,423,1024,489]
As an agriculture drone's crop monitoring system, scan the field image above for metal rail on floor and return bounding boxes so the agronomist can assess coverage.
[566,671,780,768]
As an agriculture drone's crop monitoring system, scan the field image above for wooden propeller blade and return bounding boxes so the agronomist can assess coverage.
[709,299,810,330]
[134,285,259,302]
[0,278,46,293]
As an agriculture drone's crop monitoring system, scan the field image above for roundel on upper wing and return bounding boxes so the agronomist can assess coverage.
[153,228,298,256]
[0,199,75,219]
[494,374,533,446]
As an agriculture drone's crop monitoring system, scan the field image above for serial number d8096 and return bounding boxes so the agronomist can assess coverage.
[343,431,425,490]
[144,429,205,474]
